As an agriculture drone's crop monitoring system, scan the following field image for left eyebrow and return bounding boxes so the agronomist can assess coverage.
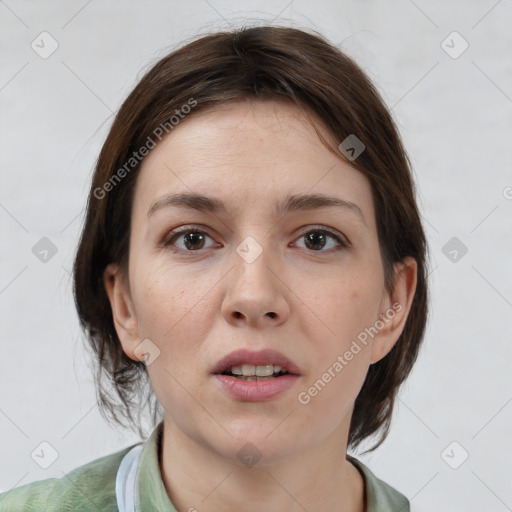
[147,192,368,228]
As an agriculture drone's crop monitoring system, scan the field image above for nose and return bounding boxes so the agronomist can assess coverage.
[221,241,290,328]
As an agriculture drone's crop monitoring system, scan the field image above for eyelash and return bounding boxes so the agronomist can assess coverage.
[162,224,350,254]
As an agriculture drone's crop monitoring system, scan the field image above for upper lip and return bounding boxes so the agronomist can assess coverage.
[211,348,301,375]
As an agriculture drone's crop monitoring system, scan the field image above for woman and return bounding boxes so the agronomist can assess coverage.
[0,24,428,512]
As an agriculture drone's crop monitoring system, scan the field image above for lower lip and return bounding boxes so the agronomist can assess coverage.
[212,374,300,402]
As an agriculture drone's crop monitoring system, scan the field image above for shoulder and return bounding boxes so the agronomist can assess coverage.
[348,455,410,512]
[0,444,135,512]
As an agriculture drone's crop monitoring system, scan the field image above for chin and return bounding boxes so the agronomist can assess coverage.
[222,429,305,468]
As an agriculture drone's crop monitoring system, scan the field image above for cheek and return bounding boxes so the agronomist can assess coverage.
[129,264,217,414]
[297,285,374,427]
[309,271,381,339]
[295,261,382,390]
[129,261,217,359]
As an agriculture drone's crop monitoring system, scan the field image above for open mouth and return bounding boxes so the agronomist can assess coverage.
[212,351,301,401]
[221,364,290,381]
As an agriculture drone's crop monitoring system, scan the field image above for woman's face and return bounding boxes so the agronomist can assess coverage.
[105,99,416,465]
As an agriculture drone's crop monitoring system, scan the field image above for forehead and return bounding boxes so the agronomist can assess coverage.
[132,100,375,226]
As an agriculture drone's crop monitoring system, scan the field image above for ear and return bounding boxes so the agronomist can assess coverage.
[103,263,141,362]
[370,256,418,364]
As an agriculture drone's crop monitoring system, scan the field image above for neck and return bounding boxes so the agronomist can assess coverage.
[158,418,366,512]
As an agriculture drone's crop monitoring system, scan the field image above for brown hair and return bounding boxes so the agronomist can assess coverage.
[73,24,429,451]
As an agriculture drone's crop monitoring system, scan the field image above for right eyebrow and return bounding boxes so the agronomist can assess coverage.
[148,192,228,217]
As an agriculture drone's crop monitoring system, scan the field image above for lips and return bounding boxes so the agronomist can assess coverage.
[211,348,301,376]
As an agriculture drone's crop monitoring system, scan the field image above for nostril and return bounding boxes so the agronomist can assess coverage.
[266,312,277,318]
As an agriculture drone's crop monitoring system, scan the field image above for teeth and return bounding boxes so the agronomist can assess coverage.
[242,364,255,376]
[229,364,286,377]
[255,365,274,377]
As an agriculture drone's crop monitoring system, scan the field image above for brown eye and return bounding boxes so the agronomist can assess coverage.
[164,226,217,252]
[304,232,328,251]
[294,228,348,252]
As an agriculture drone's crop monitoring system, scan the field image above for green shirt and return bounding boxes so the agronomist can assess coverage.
[0,421,410,511]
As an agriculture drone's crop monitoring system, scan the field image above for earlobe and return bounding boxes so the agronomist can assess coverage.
[103,263,140,361]
[370,256,418,364]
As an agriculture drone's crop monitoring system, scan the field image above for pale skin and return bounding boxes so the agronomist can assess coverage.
[104,99,417,512]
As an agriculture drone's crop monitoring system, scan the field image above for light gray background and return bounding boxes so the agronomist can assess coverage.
[1,1,511,510]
